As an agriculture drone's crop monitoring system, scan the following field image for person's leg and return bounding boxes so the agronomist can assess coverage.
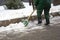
[29,0,32,5]
[44,7,50,25]
[37,9,43,24]
[32,0,35,10]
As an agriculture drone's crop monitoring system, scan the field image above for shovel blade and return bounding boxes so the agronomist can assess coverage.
[22,20,29,27]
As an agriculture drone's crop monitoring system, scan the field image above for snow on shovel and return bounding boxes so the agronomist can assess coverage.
[22,10,35,27]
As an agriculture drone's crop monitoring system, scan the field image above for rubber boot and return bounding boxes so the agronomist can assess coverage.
[45,19,50,25]
[38,17,42,24]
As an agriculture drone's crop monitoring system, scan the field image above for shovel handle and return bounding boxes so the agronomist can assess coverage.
[28,10,35,21]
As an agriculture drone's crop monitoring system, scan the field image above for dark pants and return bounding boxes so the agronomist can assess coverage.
[37,6,50,24]
[29,0,35,9]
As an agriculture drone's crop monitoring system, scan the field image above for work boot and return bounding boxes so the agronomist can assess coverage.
[45,23,50,25]
[37,21,42,26]
[38,20,42,24]
[36,20,42,26]
[45,18,50,25]
[45,21,50,25]
[36,17,42,26]
[38,17,42,24]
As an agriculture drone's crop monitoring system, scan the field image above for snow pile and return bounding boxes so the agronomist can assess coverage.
[0,6,5,10]
[0,22,26,32]
[50,4,60,13]
[50,16,60,24]
[0,2,33,21]
[0,21,44,34]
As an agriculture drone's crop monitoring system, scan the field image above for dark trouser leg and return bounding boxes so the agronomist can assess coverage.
[32,0,35,10]
[37,9,43,24]
[44,7,50,25]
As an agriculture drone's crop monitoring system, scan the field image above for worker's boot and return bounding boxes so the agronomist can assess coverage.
[37,17,42,26]
[45,22,50,25]
[45,19,50,25]
[37,20,42,26]
[38,20,42,24]
[38,17,42,24]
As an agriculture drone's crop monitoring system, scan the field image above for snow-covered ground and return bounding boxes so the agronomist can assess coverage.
[0,2,60,32]
[0,2,60,31]
[0,2,60,40]
[0,16,60,40]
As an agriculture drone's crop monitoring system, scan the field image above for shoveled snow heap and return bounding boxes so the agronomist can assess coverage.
[0,22,44,34]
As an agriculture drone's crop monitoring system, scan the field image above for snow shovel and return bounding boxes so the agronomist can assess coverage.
[22,10,35,27]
